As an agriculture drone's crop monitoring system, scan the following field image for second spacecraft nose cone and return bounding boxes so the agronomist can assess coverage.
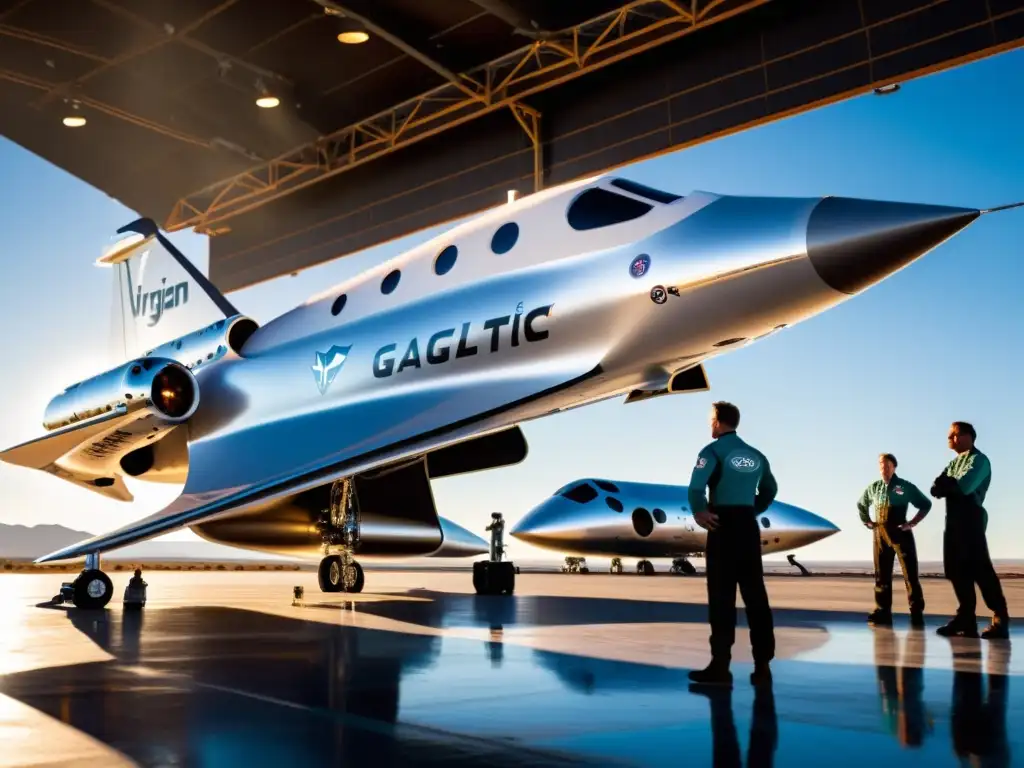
[806,197,980,295]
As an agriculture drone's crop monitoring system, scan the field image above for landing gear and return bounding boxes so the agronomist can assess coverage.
[317,554,364,594]
[670,558,697,575]
[316,479,365,594]
[561,556,589,573]
[474,512,516,595]
[610,557,623,574]
[54,553,114,609]
[637,559,655,576]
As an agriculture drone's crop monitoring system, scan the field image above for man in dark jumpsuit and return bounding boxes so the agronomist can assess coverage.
[931,421,1010,639]
[687,401,778,687]
[857,453,931,628]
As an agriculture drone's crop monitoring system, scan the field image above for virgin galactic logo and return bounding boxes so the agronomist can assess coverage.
[312,345,351,394]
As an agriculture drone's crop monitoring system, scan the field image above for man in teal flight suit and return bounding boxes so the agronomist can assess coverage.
[930,421,1009,639]
[687,401,778,687]
[857,453,931,628]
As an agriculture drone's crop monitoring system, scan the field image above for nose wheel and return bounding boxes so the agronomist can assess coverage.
[636,560,655,576]
[318,555,364,593]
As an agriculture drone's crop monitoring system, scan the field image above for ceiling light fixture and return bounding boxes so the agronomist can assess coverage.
[337,30,369,44]
[507,190,518,204]
[873,83,901,95]
[62,100,86,127]
[255,79,280,108]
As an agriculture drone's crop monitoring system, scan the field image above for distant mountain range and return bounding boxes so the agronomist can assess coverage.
[0,523,292,562]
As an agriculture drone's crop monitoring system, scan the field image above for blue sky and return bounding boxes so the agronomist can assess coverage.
[0,49,1021,564]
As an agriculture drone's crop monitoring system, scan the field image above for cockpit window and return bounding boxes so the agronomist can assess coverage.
[610,178,682,204]
[559,482,599,504]
[566,188,653,231]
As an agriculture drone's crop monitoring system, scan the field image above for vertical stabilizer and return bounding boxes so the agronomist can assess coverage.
[100,218,239,361]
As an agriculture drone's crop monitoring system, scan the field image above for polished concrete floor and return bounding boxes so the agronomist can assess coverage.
[0,571,1020,767]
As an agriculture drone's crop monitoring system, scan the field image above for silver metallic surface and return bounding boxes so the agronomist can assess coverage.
[142,314,259,373]
[0,174,986,564]
[432,517,490,558]
[510,478,840,557]
[42,357,199,431]
[191,505,485,560]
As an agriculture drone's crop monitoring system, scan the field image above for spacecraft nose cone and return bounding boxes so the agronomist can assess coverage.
[806,197,980,295]
[510,501,566,546]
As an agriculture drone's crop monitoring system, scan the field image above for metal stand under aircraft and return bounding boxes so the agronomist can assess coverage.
[473,513,515,595]
[316,479,365,594]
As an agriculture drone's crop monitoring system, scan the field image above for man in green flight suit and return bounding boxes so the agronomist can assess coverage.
[857,453,931,628]
[930,421,1009,639]
[687,401,778,687]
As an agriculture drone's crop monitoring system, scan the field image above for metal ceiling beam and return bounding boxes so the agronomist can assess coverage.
[166,0,730,233]
[31,0,244,108]
[0,24,110,63]
[1,69,214,148]
[463,0,556,39]
[312,0,485,101]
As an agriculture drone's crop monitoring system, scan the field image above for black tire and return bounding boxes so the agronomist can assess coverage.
[681,560,697,576]
[342,561,364,593]
[73,569,113,609]
[318,556,343,593]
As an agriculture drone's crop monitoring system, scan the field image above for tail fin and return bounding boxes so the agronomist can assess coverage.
[100,218,239,361]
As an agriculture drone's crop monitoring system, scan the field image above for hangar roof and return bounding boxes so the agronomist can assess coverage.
[1,0,1022,291]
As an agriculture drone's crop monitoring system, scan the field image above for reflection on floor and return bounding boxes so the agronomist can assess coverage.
[0,574,1017,767]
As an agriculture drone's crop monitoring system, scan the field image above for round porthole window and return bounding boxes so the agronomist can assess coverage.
[434,245,458,275]
[632,508,654,537]
[491,222,519,254]
[381,269,401,294]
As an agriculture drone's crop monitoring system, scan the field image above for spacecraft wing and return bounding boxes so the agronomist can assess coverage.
[0,407,129,469]
[33,415,541,563]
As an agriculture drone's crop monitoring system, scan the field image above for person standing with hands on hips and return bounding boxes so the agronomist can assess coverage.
[857,453,931,629]
[687,401,778,688]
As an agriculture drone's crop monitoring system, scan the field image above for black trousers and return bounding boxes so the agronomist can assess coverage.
[873,522,924,614]
[943,505,1008,620]
[705,505,775,664]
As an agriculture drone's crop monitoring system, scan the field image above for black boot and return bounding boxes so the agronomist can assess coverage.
[981,615,1010,640]
[910,612,926,629]
[750,661,772,686]
[688,659,732,687]
[936,614,978,638]
[867,609,893,626]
